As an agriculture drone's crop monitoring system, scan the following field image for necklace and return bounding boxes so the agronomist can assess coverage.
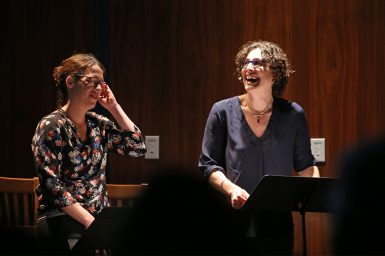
[246,97,273,123]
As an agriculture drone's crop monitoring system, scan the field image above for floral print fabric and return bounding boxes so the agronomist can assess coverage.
[31,110,146,219]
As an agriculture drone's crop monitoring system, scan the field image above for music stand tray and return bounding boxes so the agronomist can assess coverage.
[242,175,339,255]
[70,206,133,254]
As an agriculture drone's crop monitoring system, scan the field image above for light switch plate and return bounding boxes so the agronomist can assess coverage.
[311,138,326,163]
[145,136,159,159]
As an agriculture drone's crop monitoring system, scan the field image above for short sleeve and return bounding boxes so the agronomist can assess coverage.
[198,103,227,178]
[292,103,316,171]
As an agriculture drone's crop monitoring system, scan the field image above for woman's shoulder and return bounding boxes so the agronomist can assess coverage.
[32,110,67,143]
[275,97,305,114]
[212,96,239,110]
[35,110,65,131]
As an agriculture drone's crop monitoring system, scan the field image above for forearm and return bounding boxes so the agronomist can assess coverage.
[298,165,320,177]
[209,170,249,209]
[208,170,240,196]
[61,203,95,229]
[108,103,136,132]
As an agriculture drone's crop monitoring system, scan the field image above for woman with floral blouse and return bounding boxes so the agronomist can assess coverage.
[31,53,146,254]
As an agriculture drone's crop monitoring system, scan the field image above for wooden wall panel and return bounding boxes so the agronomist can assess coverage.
[108,0,249,182]
[2,0,385,255]
[1,0,96,178]
[108,0,385,178]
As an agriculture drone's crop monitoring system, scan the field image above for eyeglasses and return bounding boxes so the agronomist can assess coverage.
[76,74,104,88]
[242,58,265,69]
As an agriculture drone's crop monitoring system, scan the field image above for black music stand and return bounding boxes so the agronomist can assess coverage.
[242,175,339,256]
[70,207,133,254]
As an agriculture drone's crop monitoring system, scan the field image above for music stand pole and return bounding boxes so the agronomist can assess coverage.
[298,203,307,256]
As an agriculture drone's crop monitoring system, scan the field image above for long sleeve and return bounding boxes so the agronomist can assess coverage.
[32,123,76,209]
[106,125,146,157]
[87,111,146,158]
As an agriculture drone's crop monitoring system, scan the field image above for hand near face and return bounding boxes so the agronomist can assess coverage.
[97,82,118,110]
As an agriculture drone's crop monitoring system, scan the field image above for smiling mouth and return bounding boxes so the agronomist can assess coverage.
[245,76,260,85]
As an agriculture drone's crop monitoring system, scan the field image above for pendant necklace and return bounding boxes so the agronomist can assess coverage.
[247,97,273,123]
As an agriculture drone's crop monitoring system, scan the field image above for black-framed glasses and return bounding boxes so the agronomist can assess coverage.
[75,74,104,88]
[242,58,265,69]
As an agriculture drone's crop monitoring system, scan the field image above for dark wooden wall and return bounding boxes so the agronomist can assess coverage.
[1,0,385,255]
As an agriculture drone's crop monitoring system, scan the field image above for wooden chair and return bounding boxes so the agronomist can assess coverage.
[106,183,147,207]
[0,176,39,227]
[0,176,40,253]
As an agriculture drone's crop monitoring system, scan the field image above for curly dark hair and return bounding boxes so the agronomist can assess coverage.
[234,40,294,97]
[53,53,105,108]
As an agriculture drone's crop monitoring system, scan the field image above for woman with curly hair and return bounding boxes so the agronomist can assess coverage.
[198,40,319,254]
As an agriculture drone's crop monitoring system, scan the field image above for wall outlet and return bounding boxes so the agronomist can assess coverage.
[310,138,326,163]
[145,136,159,159]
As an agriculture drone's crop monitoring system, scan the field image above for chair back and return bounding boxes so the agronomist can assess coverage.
[0,176,39,227]
[106,183,147,207]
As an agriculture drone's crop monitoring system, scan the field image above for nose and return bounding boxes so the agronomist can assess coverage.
[245,62,254,69]
[243,60,256,70]
[243,62,256,72]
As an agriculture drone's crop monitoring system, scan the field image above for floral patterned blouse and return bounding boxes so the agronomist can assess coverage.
[31,109,146,220]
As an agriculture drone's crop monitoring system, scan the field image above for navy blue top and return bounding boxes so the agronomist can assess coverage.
[199,96,315,194]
